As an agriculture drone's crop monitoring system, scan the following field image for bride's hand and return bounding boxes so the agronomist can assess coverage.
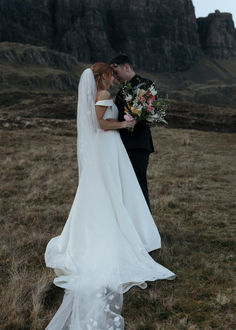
[121,119,136,129]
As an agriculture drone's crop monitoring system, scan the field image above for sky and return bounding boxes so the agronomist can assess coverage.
[192,0,236,25]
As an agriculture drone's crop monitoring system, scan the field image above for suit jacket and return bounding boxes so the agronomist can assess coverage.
[115,74,155,153]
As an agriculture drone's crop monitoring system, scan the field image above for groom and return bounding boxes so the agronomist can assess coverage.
[110,55,155,210]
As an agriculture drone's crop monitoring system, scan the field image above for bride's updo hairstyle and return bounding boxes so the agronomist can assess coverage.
[91,62,113,90]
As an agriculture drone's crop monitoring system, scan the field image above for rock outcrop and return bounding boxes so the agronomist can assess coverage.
[0,1,236,72]
[0,42,82,90]
[0,42,79,70]
[0,0,201,72]
[197,10,236,58]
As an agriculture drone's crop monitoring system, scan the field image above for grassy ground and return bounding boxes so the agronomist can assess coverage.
[0,122,235,329]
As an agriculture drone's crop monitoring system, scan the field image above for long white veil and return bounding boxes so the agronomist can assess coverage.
[77,68,98,177]
[45,68,125,329]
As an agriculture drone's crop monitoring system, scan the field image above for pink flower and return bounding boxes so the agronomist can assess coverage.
[147,95,155,104]
[139,96,145,102]
[124,113,134,121]
[146,105,153,112]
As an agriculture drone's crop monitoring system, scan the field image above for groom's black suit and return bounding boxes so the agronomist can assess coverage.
[115,74,155,209]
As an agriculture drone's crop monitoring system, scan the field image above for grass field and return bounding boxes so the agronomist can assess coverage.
[0,120,235,329]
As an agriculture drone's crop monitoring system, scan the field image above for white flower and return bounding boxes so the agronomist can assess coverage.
[149,85,157,96]
[152,113,159,119]
[136,105,143,111]
[150,85,157,96]
[137,88,145,97]
[125,94,132,102]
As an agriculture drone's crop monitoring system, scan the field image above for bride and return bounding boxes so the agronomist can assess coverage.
[45,63,175,330]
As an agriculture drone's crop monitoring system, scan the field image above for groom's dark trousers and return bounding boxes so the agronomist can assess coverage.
[115,74,155,210]
[126,148,151,209]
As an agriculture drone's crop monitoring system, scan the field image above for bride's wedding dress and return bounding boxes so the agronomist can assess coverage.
[45,68,175,330]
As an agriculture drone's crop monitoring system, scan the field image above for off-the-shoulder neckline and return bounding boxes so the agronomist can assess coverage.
[95,99,114,106]
[95,99,113,102]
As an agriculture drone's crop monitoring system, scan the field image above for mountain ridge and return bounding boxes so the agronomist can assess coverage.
[0,0,236,72]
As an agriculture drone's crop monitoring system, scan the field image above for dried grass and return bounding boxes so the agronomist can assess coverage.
[0,124,235,329]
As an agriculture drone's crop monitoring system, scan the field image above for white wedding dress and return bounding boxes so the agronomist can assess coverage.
[45,68,175,330]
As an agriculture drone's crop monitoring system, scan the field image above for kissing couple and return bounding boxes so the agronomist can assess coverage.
[45,55,175,330]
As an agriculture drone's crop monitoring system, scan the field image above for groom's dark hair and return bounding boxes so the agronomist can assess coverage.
[110,54,133,68]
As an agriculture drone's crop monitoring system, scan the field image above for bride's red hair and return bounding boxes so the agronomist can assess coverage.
[91,62,113,89]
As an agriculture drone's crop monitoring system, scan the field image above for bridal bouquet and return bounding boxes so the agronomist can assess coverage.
[122,82,168,129]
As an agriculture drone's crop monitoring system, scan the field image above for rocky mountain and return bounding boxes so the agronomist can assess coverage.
[1,1,236,72]
[0,0,201,71]
[197,10,236,58]
[0,42,79,70]
[0,42,87,90]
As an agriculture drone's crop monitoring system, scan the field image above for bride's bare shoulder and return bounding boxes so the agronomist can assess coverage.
[96,90,111,101]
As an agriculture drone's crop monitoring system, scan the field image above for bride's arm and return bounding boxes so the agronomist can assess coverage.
[95,91,135,130]
[95,105,134,130]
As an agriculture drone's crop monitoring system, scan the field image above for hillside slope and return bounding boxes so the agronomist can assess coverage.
[0,42,235,132]
[1,42,236,108]
[0,42,88,91]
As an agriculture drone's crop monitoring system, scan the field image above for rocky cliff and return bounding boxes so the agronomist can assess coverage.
[0,42,84,90]
[0,1,236,72]
[197,10,236,58]
[0,0,201,71]
[0,42,79,70]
